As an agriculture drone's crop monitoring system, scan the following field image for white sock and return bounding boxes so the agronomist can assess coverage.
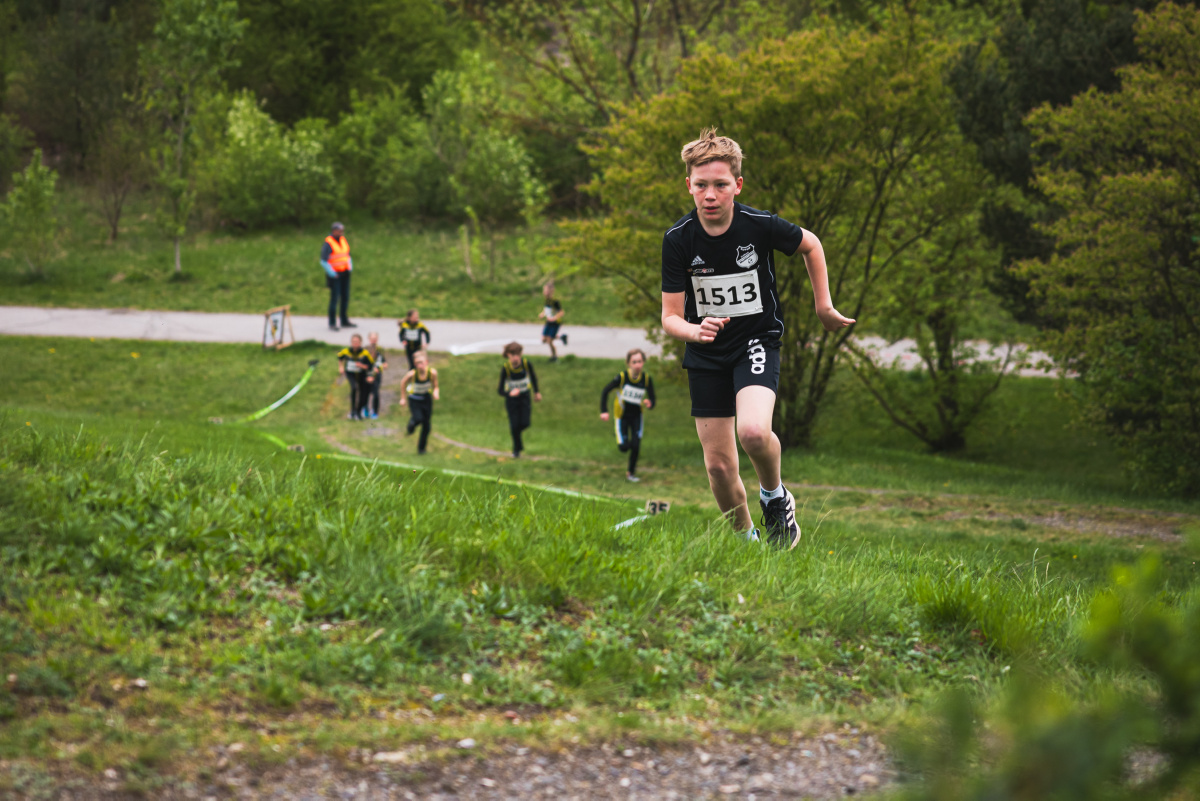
[760,484,784,501]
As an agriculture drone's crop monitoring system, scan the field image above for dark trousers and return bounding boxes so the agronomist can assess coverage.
[327,271,351,326]
[407,395,433,452]
[505,393,532,454]
[405,344,420,370]
[367,375,382,415]
[348,373,369,418]
[618,412,643,474]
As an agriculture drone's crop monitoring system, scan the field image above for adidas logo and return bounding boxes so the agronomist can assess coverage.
[690,255,706,266]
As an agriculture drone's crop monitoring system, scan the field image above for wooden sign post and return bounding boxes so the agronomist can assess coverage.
[262,305,295,350]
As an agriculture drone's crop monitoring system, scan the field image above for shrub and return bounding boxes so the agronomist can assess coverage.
[212,93,340,228]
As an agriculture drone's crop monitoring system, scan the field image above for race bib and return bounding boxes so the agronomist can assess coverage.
[505,377,531,393]
[619,384,646,405]
[403,328,422,342]
[345,361,364,373]
[543,305,557,319]
[691,271,763,318]
[409,380,432,395]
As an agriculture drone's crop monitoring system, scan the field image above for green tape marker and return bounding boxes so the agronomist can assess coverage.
[235,359,320,423]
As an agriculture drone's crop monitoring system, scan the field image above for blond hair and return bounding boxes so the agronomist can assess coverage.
[681,127,743,178]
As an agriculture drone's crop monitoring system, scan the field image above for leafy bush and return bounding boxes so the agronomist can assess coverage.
[0,113,31,194]
[0,148,60,278]
[1021,3,1200,496]
[212,93,340,228]
[901,555,1200,800]
[331,88,447,219]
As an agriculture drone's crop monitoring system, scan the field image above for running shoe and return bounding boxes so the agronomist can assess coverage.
[744,528,761,543]
[561,333,568,345]
[341,321,357,328]
[405,420,415,436]
[512,450,521,459]
[626,474,640,483]
[760,487,801,549]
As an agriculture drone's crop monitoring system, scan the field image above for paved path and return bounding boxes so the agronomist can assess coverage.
[0,306,1057,376]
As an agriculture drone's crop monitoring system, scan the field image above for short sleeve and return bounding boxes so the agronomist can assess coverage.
[661,233,688,293]
[770,215,805,256]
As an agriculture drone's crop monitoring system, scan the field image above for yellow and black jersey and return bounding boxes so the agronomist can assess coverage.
[497,358,539,396]
[337,346,374,374]
[365,345,387,375]
[407,366,435,397]
[398,321,431,351]
[600,371,655,417]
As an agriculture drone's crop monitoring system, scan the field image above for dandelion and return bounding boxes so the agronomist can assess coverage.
[25,422,31,426]
[89,337,95,341]
[828,550,834,555]
[131,352,140,359]
[510,495,516,499]
[315,454,322,459]
[48,348,55,353]
[1073,555,1078,559]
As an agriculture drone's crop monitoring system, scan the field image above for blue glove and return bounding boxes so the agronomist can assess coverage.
[321,260,336,279]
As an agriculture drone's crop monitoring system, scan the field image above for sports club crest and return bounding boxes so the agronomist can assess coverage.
[735,245,758,269]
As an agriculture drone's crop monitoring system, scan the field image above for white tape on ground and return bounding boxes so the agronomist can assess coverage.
[612,514,651,530]
[448,337,543,356]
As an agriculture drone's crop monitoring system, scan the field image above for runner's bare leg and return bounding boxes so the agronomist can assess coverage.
[735,386,781,491]
[695,416,754,532]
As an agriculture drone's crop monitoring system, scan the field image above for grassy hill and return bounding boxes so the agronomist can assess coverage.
[0,199,625,325]
[2,336,1197,793]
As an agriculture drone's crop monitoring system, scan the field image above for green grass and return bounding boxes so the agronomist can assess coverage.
[1,335,1197,787]
[0,193,625,324]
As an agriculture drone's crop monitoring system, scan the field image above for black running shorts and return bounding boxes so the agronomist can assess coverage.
[687,338,781,418]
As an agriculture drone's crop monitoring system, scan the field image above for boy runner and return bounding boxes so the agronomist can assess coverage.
[599,348,656,482]
[398,350,439,455]
[398,309,432,369]
[336,333,375,421]
[661,129,854,547]
[497,342,541,458]
[364,331,388,420]
[537,282,568,361]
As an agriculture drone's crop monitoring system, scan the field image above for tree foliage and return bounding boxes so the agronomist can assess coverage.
[226,0,467,125]
[140,0,246,274]
[564,14,994,448]
[1020,2,1200,497]
[209,94,338,228]
[1,149,60,279]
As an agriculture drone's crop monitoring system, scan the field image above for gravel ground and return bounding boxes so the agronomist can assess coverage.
[7,732,896,799]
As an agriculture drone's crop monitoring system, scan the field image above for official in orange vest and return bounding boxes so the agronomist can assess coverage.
[320,221,355,331]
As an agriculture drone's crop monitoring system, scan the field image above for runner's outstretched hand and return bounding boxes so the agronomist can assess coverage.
[817,306,855,332]
[600,412,610,422]
[697,317,728,343]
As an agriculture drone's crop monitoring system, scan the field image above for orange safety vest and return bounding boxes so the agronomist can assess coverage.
[325,235,351,272]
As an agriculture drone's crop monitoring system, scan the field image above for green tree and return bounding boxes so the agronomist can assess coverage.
[140,0,246,275]
[330,88,445,220]
[0,113,30,195]
[425,60,547,280]
[949,0,1159,324]
[1,149,61,279]
[843,181,1014,453]
[227,0,467,125]
[1020,3,1200,497]
[209,93,339,229]
[565,15,991,448]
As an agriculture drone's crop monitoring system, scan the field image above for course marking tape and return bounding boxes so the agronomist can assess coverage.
[235,359,320,423]
[612,514,651,530]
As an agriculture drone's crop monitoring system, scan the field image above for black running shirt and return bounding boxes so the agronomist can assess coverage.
[661,203,804,367]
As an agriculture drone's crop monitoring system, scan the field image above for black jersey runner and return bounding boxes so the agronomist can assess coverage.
[661,202,805,369]
[600,370,656,477]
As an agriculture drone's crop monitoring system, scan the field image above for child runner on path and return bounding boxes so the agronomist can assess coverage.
[336,334,375,421]
[497,342,541,458]
[537,282,567,361]
[398,309,432,369]
[398,350,439,455]
[660,129,854,547]
[364,331,388,419]
[599,348,656,482]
